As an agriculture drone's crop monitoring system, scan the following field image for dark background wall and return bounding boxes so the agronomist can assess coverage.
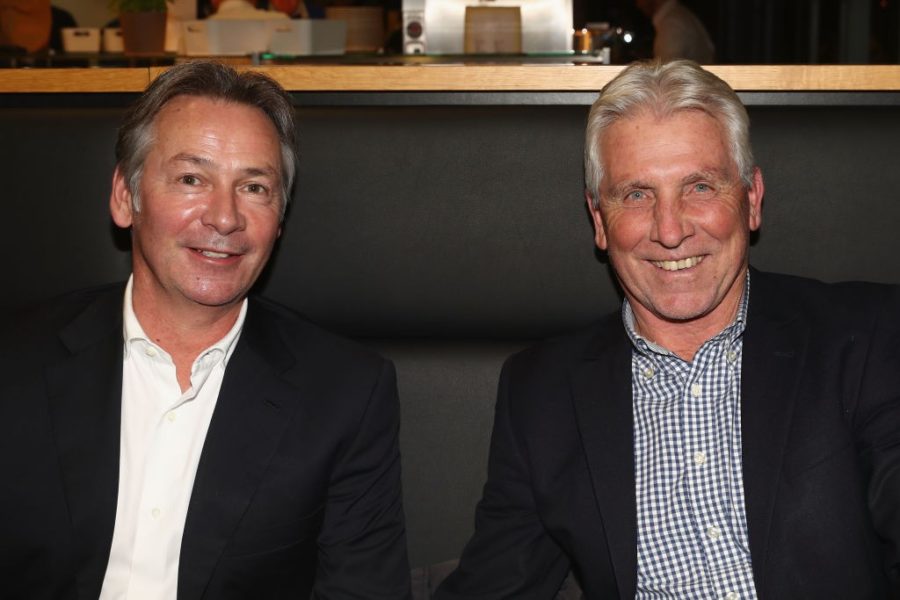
[3,98,900,566]
[575,0,900,64]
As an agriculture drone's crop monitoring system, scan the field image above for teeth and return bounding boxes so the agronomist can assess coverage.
[653,255,704,272]
[200,250,230,259]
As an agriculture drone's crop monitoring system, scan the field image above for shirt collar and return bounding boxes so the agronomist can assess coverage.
[122,274,248,366]
[623,269,751,357]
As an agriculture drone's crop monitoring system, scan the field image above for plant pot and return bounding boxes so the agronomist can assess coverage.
[120,11,167,55]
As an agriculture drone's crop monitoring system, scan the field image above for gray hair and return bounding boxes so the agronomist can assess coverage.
[584,60,753,208]
[115,61,298,218]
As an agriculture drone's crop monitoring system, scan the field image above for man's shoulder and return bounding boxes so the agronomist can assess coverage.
[246,295,388,372]
[2,284,123,349]
[752,269,899,321]
[0,283,124,379]
[504,311,625,381]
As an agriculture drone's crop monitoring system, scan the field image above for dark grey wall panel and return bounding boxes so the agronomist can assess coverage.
[749,106,900,285]
[1,108,130,308]
[271,106,616,339]
[371,340,528,567]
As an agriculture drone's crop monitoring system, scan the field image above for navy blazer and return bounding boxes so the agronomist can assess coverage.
[0,284,411,599]
[438,270,900,599]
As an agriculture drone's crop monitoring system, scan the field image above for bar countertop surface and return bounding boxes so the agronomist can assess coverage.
[2,64,900,93]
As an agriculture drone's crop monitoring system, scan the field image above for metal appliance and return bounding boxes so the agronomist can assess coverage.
[402,0,572,55]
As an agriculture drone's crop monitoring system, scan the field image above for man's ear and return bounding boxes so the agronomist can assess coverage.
[110,166,135,228]
[747,166,764,231]
[585,190,609,250]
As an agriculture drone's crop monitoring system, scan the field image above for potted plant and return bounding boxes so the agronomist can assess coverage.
[111,0,170,55]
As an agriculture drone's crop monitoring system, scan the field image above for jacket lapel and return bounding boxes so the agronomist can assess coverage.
[569,318,637,599]
[45,288,124,600]
[178,301,301,600]
[740,271,808,594]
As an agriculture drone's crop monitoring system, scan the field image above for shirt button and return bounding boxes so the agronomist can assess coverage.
[726,350,737,363]
[643,367,654,379]
[166,411,176,423]
[151,507,161,519]
[724,592,738,600]
[693,451,707,466]
[144,346,157,357]
[706,525,721,541]
[690,383,702,398]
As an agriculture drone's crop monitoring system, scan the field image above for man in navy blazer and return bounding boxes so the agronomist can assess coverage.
[0,62,410,599]
[438,61,900,598]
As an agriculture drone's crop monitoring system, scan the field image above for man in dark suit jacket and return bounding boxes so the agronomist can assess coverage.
[0,61,410,599]
[437,60,900,598]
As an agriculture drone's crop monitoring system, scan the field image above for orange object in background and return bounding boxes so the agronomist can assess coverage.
[269,0,299,16]
[0,0,51,52]
[209,0,304,17]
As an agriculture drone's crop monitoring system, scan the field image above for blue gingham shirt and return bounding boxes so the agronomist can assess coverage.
[626,274,757,600]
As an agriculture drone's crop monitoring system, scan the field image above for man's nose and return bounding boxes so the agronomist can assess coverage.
[650,194,692,248]
[201,188,246,235]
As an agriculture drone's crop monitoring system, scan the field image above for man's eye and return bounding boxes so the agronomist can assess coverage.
[179,175,200,186]
[246,183,268,194]
[694,183,711,192]
[626,190,646,201]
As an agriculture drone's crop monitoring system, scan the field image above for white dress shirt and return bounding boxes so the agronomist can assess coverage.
[99,277,247,599]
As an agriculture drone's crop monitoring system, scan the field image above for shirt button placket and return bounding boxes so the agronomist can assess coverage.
[693,451,707,466]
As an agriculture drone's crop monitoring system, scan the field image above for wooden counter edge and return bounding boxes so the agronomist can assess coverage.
[3,65,900,93]
[247,65,900,92]
[0,68,152,93]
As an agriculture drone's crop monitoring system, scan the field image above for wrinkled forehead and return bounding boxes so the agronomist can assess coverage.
[599,107,734,171]
[597,109,743,196]
[149,96,282,158]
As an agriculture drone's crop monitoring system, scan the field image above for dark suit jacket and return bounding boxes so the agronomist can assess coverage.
[437,270,900,599]
[0,284,411,599]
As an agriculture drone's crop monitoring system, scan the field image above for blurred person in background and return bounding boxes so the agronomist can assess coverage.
[636,0,714,63]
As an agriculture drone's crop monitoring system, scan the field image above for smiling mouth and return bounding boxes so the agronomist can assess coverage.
[193,248,237,259]
[651,255,705,272]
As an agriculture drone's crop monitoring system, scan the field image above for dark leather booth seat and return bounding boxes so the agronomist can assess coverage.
[3,98,900,575]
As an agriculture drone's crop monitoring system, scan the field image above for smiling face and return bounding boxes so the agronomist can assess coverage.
[110,95,283,318]
[588,109,763,341]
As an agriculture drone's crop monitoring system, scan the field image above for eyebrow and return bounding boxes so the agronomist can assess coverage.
[169,153,279,178]
[605,179,653,200]
[604,169,728,199]
[681,169,724,184]
[170,153,213,168]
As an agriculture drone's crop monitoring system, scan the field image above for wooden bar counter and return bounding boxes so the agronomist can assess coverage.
[2,64,900,93]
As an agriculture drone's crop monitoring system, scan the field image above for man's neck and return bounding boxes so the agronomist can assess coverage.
[632,315,723,363]
[131,284,244,391]
[629,286,745,363]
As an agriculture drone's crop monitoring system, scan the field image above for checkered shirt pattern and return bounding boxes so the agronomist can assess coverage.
[625,274,757,600]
